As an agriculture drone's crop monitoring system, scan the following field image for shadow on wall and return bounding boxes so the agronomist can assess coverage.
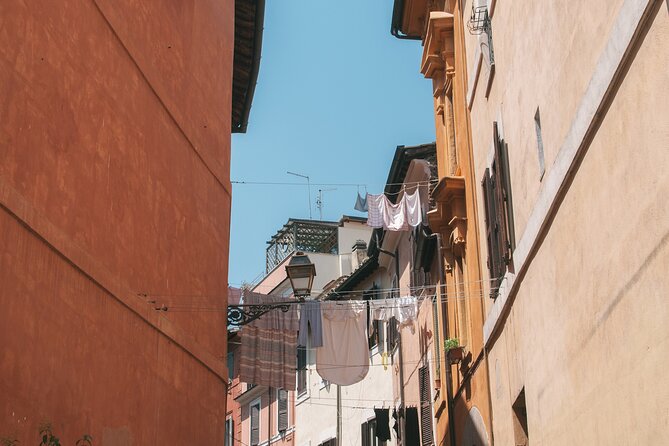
[461,406,489,446]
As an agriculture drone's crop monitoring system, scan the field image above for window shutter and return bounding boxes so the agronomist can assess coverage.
[251,404,260,445]
[297,347,307,394]
[419,366,434,445]
[278,389,288,432]
[493,122,510,266]
[482,167,502,297]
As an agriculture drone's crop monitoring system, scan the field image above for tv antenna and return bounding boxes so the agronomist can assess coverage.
[287,171,312,219]
[316,188,337,220]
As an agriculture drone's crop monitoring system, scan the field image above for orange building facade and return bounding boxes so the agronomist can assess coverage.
[0,0,263,444]
[391,1,493,445]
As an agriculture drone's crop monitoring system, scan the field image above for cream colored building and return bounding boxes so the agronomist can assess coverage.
[233,216,374,446]
[391,0,669,444]
[464,0,669,444]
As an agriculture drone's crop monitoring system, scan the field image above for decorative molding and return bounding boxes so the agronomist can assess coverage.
[428,176,467,255]
[421,12,455,79]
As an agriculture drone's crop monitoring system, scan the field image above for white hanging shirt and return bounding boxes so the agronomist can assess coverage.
[366,192,423,231]
[366,193,407,231]
[368,296,418,332]
[404,190,423,227]
[316,300,369,386]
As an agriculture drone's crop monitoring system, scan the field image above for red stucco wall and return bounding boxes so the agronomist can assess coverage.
[0,0,234,443]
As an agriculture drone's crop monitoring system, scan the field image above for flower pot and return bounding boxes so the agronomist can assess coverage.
[447,346,464,364]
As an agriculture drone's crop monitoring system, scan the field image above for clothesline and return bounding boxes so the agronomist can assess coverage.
[139,277,506,299]
[153,294,493,313]
[231,179,437,188]
[231,353,465,371]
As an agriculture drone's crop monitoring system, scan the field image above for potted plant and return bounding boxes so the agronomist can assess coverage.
[444,338,464,364]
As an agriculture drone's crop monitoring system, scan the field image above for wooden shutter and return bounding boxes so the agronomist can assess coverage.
[482,167,502,297]
[278,389,288,432]
[297,347,307,394]
[251,403,260,445]
[492,122,511,265]
[387,317,398,352]
[419,366,434,445]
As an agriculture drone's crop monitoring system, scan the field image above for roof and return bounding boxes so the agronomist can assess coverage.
[232,0,265,133]
[339,215,368,225]
[391,0,426,40]
[320,253,380,300]
[384,143,437,202]
[265,219,340,272]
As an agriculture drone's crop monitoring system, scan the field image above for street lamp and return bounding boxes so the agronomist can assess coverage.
[285,251,316,298]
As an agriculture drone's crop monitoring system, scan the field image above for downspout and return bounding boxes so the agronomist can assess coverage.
[434,233,457,446]
[268,387,272,445]
[337,385,342,446]
[395,248,407,446]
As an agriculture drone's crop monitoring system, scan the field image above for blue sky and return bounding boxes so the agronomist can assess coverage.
[229,0,435,286]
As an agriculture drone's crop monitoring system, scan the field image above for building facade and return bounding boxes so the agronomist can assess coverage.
[231,217,373,446]
[392,1,493,444]
[392,0,669,445]
[0,0,263,444]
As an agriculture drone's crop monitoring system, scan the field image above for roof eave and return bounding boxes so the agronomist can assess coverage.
[232,0,266,133]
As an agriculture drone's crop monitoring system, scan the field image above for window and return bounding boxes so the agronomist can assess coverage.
[225,418,234,446]
[227,352,235,382]
[297,346,307,396]
[419,366,434,445]
[482,121,515,298]
[362,418,387,446]
[277,388,288,432]
[318,438,336,446]
[386,276,400,352]
[512,388,529,446]
[250,399,261,446]
[364,285,383,350]
[534,108,546,179]
[387,317,399,353]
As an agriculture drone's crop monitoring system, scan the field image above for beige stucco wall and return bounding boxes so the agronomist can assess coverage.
[466,0,628,298]
[466,2,669,444]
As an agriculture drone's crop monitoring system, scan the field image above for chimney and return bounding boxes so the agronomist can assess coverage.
[351,240,368,271]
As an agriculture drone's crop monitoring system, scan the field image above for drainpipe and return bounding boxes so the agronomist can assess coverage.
[268,387,272,446]
[394,248,407,446]
[337,384,342,446]
[434,233,457,446]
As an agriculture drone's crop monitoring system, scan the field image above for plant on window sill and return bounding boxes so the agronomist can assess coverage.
[444,338,464,364]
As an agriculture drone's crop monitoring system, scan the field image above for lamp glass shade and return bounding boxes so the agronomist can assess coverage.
[285,252,316,297]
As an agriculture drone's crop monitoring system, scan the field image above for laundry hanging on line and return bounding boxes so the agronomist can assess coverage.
[298,300,323,348]
[354,192,368,212]
[374,408,392,442]
[369,296,418,333]
[238,289,299,391]
[365,190,423,231]
[316,300,369,386]
[235,294,428,389]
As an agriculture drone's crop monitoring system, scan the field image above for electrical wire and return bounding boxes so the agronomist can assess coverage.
[143,285,506,313]
[139,277,506,300]
[231,179,437,188]
[151,294,493,313]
